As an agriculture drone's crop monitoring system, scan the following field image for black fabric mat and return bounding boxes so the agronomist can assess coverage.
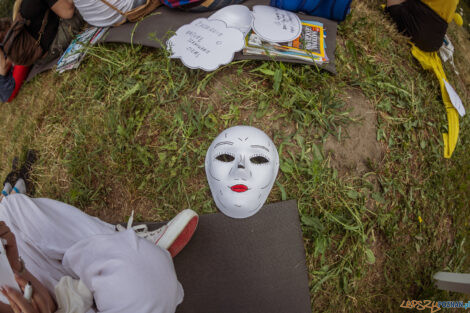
[144,200,312,313]
[26,1,337,81]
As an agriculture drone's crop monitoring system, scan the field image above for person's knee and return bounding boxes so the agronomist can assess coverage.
[51,0,76,19]
[387,0,406,7]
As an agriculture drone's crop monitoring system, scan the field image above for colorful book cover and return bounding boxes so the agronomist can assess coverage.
[56,27,109,73]
[243,20,328,64]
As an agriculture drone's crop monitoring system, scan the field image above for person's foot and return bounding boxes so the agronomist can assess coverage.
[1,182,12,197]
[152,209,199,257]
[2,157,19,198]
[118,209,199,257]
[11,178,26,194]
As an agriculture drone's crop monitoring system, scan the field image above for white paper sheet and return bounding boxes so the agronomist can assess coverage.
[0,241,20,304]
[251,5,301,43]
[444,80,466,117]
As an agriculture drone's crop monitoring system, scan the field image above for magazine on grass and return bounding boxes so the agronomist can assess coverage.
[56,27,109,73]
[243,20,328,64]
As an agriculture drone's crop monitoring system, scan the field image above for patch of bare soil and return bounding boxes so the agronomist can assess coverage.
[324,89,384,176]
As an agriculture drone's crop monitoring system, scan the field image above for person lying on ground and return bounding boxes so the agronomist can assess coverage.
[4,0,84,67]
[0,160,199,313]
[385,0,459,52]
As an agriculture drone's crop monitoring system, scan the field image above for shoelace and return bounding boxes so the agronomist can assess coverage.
[116,210,166,241]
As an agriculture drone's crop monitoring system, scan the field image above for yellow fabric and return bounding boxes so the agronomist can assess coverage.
[420,0,459,23]
[411,45,459,158]
[453,13,463,26]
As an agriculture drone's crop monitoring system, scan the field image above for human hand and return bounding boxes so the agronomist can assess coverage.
[0,50,12,76]
[1,275,55,313]
[0,222,21,273]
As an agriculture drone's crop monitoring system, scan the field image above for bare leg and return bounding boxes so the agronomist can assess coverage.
[387,0,406,7]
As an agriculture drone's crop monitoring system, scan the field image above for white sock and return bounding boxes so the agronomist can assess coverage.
[13,179,26,194]
[2,183,12,197]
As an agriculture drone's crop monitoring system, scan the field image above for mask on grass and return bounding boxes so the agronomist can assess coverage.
[205,126,279,218]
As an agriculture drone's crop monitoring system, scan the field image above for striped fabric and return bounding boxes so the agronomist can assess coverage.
[163,0,244,11]
[162,0,203,9]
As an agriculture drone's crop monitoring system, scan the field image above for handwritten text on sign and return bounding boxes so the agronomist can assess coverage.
[252,5,301,43]
[167,18,244,71]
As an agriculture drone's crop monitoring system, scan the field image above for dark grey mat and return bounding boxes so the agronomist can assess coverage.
[103,0,337,74]
[434,272,470,294]
[144,200,311,313]
[26,1,336,81]
[26,57,60,82]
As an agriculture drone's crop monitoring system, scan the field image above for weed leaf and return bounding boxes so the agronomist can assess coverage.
[365,248,376,264]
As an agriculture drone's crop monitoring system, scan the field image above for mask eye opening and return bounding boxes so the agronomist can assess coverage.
[250,155,269,164]
[215,153,235,162]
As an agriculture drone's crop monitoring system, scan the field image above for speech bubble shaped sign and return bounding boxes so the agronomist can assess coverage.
[209,5,253,36]
[252,5,301,43]
[167,18,245,72]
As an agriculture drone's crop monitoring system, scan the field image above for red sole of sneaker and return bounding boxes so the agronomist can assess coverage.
[168,216,199,258]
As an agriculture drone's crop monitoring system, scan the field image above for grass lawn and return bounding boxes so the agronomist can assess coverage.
[1,0,469,312]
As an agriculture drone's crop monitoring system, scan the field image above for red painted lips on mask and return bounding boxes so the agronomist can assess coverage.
[230,184,248,192]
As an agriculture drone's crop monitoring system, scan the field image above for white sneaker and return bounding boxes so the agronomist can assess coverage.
[118,209,199,257]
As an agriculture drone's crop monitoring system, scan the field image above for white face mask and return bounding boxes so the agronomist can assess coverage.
[205,126,279,218]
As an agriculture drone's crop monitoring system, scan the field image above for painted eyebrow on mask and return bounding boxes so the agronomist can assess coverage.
[214,141,234,149]
[250,145,269,152]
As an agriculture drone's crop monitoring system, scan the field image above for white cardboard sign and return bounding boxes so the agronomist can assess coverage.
[209,5,253,36]
[444,80,466,117]
[251,5,301,43]
[167,18,245,72]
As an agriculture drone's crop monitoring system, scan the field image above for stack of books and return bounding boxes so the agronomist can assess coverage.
[243,20,328,64]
